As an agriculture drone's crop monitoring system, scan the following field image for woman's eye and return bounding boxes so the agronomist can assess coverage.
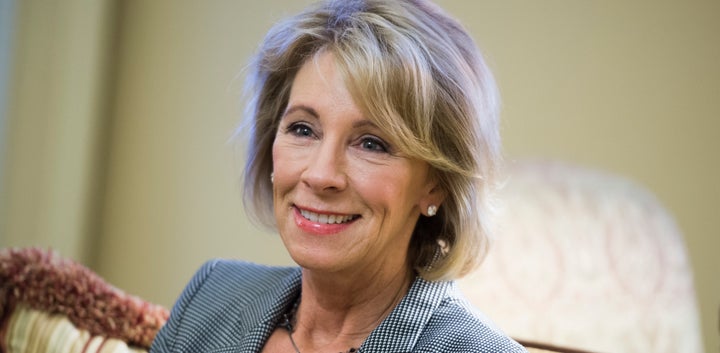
[287,123,314,138]
[360,137,388,153]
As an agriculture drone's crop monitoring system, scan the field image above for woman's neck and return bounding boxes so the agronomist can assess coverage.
[291,266,414,352]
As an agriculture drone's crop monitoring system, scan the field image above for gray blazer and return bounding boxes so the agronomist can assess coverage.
[150,260,526,352]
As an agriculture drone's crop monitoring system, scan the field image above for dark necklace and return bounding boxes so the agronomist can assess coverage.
[280,297,358,353]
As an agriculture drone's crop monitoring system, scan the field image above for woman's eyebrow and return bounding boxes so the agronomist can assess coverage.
[352,119,379,130]
[282,104,319,119]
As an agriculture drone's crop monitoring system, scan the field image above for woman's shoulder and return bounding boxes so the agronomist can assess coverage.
[179,259,300,312]
[412,283,527,353]
[202,259,298,287]
[178,259,297,299]
[364,278,525,352]
[150,260,300,352]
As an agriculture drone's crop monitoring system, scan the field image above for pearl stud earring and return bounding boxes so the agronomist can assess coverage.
[270,172,274,184]
[427,205,438,217]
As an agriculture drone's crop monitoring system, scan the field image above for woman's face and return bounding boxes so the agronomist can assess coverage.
[271,52,442,277]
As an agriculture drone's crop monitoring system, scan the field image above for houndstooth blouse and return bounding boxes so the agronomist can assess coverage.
[150,260,526,352]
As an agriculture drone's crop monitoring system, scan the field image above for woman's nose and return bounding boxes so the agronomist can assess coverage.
[301,139,347,193]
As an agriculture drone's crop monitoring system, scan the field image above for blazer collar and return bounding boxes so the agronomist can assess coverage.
[217,269,452,353]
[361,278,453,352]
[237,267,302,353]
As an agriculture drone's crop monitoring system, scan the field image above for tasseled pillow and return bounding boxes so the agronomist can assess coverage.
[0,247,169,352]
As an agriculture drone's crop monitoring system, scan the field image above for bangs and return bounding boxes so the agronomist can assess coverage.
[327,28,443,167]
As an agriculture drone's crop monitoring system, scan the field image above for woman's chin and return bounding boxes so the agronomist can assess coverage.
[287,248,353,274]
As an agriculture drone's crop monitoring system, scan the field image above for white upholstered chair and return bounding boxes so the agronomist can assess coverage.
[458,159,703,353]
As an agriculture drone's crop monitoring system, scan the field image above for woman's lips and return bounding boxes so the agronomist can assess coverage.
[293,206,359,235]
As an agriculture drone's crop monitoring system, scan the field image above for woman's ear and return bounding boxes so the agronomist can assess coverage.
[421,180,446,217]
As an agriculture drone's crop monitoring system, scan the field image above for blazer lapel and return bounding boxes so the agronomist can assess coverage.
[360,278,452,352]
[215,268,302,353]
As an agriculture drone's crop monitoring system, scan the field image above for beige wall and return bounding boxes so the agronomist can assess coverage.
[1,0,114,264]
[2,0,718,351]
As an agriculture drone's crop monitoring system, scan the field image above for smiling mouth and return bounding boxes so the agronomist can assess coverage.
[298,208,359,224]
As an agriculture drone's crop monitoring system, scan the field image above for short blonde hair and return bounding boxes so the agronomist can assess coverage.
[241,0,500,281]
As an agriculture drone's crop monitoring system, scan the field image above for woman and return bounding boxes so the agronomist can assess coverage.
[151,0,526,352]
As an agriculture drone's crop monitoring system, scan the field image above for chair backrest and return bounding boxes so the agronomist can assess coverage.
[458,159,703,353]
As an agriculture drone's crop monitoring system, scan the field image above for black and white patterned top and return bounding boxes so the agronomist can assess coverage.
[150,260,527,352]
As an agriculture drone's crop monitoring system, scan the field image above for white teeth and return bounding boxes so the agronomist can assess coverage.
[299,209,356,224]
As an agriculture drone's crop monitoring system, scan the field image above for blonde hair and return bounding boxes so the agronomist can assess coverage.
[241,0,500,281]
